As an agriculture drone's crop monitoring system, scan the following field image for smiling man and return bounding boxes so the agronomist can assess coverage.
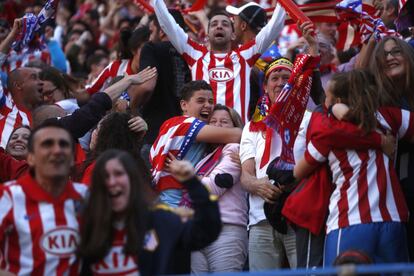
[151,0,286,123]
[0,121,88,275]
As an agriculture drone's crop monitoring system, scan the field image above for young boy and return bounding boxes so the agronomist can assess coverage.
[150,80,242,207]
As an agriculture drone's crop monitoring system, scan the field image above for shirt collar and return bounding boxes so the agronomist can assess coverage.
[19,172,82,203]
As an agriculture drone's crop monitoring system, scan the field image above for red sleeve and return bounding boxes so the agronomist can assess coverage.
[86,61,118,95]
[317,116,382,150]
[305,117,332,165]
[80,162,95,186]
[0,148,29,183]
[378,107,414,141]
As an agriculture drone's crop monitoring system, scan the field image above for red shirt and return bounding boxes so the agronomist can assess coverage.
[0,173,88,275]
[305,107,414,233]
[91,225,139,276]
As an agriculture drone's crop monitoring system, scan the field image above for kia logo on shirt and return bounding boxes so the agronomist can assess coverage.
[92,245,139,275]
[208,68,234,82]
[40,227,79,257]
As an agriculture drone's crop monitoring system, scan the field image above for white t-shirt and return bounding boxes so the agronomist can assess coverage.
[239,121,282,227]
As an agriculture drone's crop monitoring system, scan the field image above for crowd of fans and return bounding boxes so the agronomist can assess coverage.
[0,0,413,275]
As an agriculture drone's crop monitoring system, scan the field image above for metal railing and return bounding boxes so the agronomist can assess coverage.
[178,264,414,276]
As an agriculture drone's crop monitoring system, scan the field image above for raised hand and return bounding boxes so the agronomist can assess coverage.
[10,18,23,37]
[128,67,157,85]
[128,115,148,136]
[381,132,396,159]
[298,21,319,56]
[169,159,196,183]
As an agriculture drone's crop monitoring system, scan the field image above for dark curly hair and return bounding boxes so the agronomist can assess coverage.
[79,112,148,181]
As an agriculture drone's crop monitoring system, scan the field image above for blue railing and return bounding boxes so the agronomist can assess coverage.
[179,263,414,275]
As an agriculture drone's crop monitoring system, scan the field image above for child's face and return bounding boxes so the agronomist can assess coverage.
[181,90,214,122]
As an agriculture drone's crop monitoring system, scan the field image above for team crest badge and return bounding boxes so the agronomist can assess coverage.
[143,229,159,252]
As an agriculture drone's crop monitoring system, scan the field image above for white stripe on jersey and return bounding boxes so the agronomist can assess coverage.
[39,203,57,276]
[0,181,87,275]
[0,107,31,148]
[308,141,326,162]
[399,110,410,138]
[11,185,34,275]
[311,108,412,233]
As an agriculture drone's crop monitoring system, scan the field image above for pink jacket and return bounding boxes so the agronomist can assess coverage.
[199,143,248,226]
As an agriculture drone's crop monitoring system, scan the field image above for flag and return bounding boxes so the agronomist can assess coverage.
[335,0,400,46]
[150,116,205,191]
[255,42,281,71]
[266,0,341,24]
[12,0,60,51]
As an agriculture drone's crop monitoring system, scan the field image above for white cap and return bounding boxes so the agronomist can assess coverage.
[225,2,261,15]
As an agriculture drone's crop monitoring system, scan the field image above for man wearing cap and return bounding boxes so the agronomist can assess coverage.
[227,2,268,45]
[150,0,286,123]
[240,57,297,271]
[226,3,281,119]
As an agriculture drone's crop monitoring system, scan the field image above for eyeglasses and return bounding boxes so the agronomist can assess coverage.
[384,48,402,58]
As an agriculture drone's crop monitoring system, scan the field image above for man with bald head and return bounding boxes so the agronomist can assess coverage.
[7,67,44,110]
[0,67,43,147]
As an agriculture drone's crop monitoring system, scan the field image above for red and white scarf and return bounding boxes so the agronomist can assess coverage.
[265,54,320,168]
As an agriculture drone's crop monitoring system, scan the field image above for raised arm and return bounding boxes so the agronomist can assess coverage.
[103,67,157,101]
[57,68,157,138]
[255,4,286,53]
[151,0,189,54]
[0,18,22,57]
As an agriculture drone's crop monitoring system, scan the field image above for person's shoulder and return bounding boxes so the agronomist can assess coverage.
[72,182,89,199]
[143,41,174,53]
[1,179,19,193]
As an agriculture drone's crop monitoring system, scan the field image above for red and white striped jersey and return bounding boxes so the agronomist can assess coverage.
[1,48,51,73]
[152,0,286,122]
[150,116,205,191]
[0,88,32,148]
[91,226,139,276]
[304,107,414,234]
[181,40,260,123]
[86,59,134,95]
[0,173,88,275]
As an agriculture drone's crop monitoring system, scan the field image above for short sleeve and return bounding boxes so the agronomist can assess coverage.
[239,122,257,164]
